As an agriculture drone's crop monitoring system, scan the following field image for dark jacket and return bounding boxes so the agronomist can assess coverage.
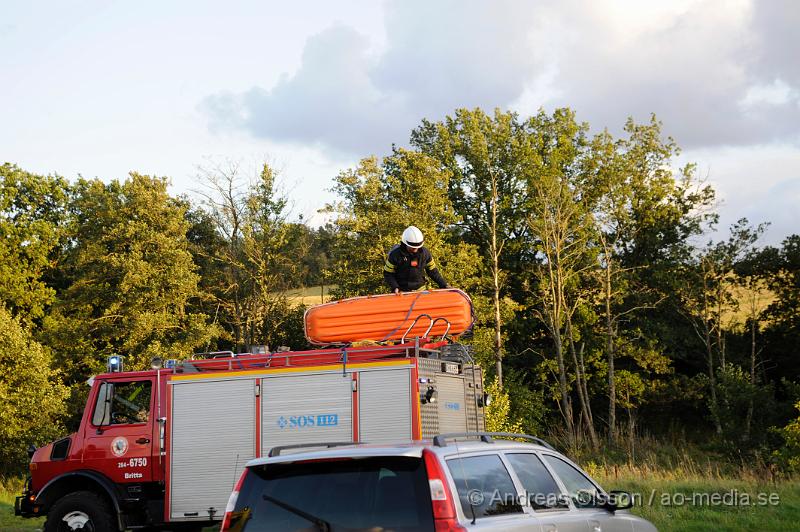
[383,244,449,292]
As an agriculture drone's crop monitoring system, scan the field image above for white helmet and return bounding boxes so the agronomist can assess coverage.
[401,226,424,250]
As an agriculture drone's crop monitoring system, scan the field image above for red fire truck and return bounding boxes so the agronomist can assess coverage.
[15,340,486,531]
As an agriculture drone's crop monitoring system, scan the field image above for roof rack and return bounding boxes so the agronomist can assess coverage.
[268,441,358,457]
[433,432,555,450]
[170,343,417,374]
[190,350,235,360]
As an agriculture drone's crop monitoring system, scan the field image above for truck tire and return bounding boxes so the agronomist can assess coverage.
[44,490,116,532]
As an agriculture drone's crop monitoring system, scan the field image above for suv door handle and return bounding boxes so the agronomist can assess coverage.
[136,437,150,444]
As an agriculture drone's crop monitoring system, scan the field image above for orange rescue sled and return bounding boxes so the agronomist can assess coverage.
[304,288,474,345]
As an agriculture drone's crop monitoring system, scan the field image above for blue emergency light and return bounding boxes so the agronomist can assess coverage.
[107,356,123,373]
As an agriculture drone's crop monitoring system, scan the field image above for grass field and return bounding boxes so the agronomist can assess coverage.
[0,490,43,532]
[593,471,800,531]
[4,475,798,531]
[285,284,336,307]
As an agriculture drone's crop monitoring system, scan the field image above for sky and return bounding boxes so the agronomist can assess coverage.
[1,0,798,244]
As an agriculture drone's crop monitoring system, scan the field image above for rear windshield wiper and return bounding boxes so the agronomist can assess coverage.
[262,494,331,532]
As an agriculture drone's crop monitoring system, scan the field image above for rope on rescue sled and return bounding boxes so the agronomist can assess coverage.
[379,290,426,342]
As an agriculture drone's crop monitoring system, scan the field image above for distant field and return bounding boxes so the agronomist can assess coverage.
[285,284,337,307]
[721,283,775,330]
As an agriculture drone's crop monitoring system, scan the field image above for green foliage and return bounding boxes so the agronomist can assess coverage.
[0,164,68,323]
[484,376,524,434]
[0,305,69,475]
[465,294,521,370]
[326,149,480,298]
[43,173,217,375]
[411,108,533,262]
[503,368,547,436]
[195,162,303,351]
[411,108,537,376]
[777,401,800,471]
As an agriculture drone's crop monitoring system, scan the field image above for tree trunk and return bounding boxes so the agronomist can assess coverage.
[701,274,723,435]
[490,171,503,386]
[705,325,723,435]
[627,406,636,459]
[744,317,757,441]
[716,286,726,368]
[493,263,503,386]
[553,328,574,444]
[578,342,594,428]
[605,259,616,445]
[567,320,598,449]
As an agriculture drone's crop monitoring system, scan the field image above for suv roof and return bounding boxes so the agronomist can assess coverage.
[246,432,557,467]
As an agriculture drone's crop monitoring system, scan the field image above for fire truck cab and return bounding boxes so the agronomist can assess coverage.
[16,341,486,531]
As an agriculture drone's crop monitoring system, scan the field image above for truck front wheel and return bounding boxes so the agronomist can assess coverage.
[44,491,116,532]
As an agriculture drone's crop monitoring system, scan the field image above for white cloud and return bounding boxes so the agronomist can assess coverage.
[202,0,551,156]
[684,143,800,245]
[539,0,800,147]
[739,79,798,108]
[203,0,800,155]
[200,24,406,156]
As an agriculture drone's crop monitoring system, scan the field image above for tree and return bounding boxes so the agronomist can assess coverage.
[0,305,69,475]
[43,173,218,383]
[762,235,800,365]
[326,149,480,299]
[195,161,305,351]
[589,116,713,443]
[524,108,598,447]
[411,109,534,385]
[676,219,767,435]
[733,239,773,443]
[0,163,68,323]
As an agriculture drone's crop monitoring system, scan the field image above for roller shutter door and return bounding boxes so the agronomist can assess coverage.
[359,368,412,443]
[170,378,255,521]
[262,372,353,453]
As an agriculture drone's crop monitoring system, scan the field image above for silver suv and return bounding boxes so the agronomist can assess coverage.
[220,432,657,532]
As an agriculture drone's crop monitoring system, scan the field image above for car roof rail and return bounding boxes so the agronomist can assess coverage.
[433,432,555,450]
[267,441,358,457]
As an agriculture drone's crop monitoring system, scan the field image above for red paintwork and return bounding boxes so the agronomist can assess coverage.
[411,365,422,439]
[255,384,262,459]
[163,375,174,521]
[28,342,429,525]
[29,371,170,494]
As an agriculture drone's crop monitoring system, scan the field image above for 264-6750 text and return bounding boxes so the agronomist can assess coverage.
[117,457,147,468]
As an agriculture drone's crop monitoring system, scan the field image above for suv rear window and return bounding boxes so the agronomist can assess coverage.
[229,456,433,531]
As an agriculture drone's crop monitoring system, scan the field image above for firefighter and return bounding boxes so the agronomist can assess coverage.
[384,226,450,293]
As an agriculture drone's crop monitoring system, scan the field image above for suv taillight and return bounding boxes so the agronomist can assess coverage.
[422,449,466,532]
[220,469,249,531]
